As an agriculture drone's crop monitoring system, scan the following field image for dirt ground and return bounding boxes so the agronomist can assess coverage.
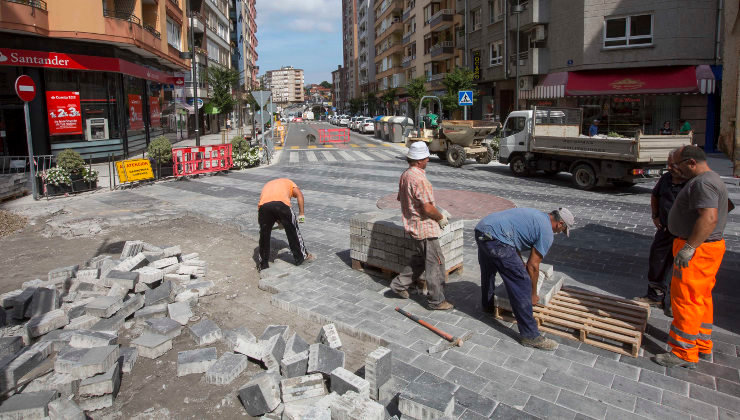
[0,215,376,419]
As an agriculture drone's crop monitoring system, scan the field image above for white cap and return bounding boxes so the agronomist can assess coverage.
[554,207,575,237]
[407,142,430,160]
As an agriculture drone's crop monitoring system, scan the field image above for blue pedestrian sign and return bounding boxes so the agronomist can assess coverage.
[458,90,473,106]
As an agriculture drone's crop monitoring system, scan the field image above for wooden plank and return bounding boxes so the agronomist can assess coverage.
[561,287,651,315]
[534,307,641,339]
[551,296,648,323]
[548,297,646,326]
[535,312,638,343]
[558,289,650,316]
[545,301,642,331]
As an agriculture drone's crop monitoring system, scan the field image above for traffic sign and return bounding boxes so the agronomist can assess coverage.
[15,75,36,102]
[252,90,271,107]
[458,90,473,106]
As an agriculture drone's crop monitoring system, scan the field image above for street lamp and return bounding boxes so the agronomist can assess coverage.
[511,1,524,111]
[188,0,200,146]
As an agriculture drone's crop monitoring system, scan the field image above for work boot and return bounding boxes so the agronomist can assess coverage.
[521,335,558,351]
[653,352,697,369]
[429,301,454,311]
[392,289,410,299]
[633,295,664,308]
[699,352,712,362]
[258,261,269,271]
[664,305,673,318]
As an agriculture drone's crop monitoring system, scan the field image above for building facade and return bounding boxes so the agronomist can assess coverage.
[0,0,190,160]
[263,66,305,105]
[235,0,259,91]
[342,0,360,105]
[720,0,739,175]
[332,65,346,111]
[466,0,721,146]
[358,0,377,109]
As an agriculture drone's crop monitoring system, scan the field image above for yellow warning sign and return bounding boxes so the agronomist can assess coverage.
[115,159,154,183]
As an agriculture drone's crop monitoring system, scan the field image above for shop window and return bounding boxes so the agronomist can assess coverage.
[124,75,146,145]
[167,18,182,50]
[604,14,652,48]
[489,41,503,66]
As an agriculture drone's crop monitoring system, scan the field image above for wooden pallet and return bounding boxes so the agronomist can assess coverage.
[351,258,463,282]
[495,286,650,357]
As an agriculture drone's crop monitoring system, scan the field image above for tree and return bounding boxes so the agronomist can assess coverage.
[349,97,363,115]
[381,88,397,115]
[207,66,239,127]
[320,81,333,89]
[364,92,379,115]
[441,67,476,117]
[406,76,428,118]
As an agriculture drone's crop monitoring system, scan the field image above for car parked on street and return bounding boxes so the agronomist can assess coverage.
[338,116,350,126]
[359,118,374,134]
[294,117,304,123]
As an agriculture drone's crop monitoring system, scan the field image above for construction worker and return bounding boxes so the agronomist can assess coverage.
[390,142,454,311]
[257,178,315,270]
[475,207,574,350]
[634,150,686,316]
[654,146,729,368]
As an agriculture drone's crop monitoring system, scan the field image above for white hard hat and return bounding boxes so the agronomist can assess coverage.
[407,142,430,160]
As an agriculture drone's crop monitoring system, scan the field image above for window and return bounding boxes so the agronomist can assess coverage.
[218,22,227,40]
[471,8,482,31]
[604,14,652,48]
[503,116,527,137]
[166,18,181,50]
[489,41,503,66]
[489,0,503,23]
[207,39,220,61]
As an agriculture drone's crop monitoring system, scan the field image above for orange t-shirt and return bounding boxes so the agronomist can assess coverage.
[258,178,298,207]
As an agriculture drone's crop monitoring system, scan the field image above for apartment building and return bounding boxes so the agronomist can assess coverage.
[342,0,360,105]
[235,0,258,91]
[358,0,377,105]
[263,66,305,105]
[374,0,404,110]
[0,0,189,159]
[464,0,721,146]
[332,65,346,110]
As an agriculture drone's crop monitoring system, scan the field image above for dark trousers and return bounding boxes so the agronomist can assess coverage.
[476,233,539,339]
[258,201,307,266]
[390,238,446,307]
[647,228,675,307]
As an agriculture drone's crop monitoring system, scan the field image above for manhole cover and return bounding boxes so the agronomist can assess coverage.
[376,189,516,220]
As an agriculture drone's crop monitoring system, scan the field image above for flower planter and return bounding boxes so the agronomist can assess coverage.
[72,179,97,192]
[155,163,174,179]
[45,183,73,196]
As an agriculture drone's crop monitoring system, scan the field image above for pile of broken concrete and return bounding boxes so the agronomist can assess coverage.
[0,240,212,418]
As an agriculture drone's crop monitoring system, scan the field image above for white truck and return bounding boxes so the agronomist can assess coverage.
[498,107,693,189]
[303,110,315,121]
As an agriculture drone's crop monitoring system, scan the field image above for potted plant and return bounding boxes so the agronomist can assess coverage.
[41,166,72,196]
[79,167,99,191]
[147,136,174,178]
[231,136,260,169]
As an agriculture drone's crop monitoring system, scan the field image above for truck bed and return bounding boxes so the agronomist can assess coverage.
[441,120,501,147]
[531,133,692,163]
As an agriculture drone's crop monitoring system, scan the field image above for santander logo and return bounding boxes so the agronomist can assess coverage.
[0,52,7,63]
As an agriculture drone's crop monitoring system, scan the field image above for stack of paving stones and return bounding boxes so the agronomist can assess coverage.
[349,210,464,275]
[494,259,565,311]
[0,240,214,418]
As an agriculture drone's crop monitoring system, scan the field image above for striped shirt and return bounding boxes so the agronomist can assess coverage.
[398,166,440,239]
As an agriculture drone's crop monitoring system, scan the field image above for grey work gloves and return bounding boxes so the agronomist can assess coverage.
[674,243,696,269]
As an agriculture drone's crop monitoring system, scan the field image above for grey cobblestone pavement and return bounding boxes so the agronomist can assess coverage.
[17,146,740,419]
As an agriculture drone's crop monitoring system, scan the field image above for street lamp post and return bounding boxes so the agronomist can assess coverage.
[189,0,200,146]
[512,1,524,111]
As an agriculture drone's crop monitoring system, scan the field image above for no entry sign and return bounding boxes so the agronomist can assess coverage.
[15,75,36,102]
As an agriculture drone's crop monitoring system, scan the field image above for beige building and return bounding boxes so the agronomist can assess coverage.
[343,0,360,106]
[263,66,305,105]
[719,0,739,176]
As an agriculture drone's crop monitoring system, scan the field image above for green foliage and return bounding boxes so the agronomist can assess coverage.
[231,136,250,154]
[56,149,85,173]
[607,131,624,138]
[233,148,260,169]
[81,167,99,183]
[147,136,173,164]
[207,66,239,116]
[42,167,71,186]
[365,92,379,115]
[349,98,363,115]
[381,88,397,114]
[320,81,333,89]
[406,76,428,116]
[441,67,476,113]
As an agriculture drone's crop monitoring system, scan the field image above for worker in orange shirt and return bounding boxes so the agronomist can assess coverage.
[257,178,315,270]
[653,146,729,368]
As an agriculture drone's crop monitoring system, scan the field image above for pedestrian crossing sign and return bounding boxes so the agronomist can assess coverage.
[458,90,473,106]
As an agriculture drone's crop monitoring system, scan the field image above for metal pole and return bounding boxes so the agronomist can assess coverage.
[23,102,38,200]
[464,106,468,120]
[515,7,520,111]
[464,0,468,67]
[190,1,200,146]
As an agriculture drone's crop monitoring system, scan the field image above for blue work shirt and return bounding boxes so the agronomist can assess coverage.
[589,124,598,136]
[475,208,554,257]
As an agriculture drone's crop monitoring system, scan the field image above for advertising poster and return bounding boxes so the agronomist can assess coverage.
[128,94,144,130]
[150,97,161,127]
[46,91,82,135]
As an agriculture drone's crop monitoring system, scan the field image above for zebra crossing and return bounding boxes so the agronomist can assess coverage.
[279,146,407,164]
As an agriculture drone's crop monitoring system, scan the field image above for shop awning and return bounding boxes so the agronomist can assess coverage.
[521,66,716,99]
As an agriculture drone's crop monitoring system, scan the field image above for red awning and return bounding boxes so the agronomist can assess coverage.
[566,66,703,96]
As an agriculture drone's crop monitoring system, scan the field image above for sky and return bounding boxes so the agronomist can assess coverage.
[255,0,343,85]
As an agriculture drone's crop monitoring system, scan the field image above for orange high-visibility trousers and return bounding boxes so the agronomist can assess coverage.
[668,238,725,363]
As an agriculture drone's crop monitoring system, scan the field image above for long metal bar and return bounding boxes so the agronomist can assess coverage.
[190,0,200,146]
[23,102,38,200]
[395,307,455,342]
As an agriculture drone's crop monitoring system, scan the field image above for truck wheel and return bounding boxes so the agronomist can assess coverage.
[446,145,466,167]
[572,164,597,190]
[436,152,447,161]
[509,155,532,177]
[476,144,495,164]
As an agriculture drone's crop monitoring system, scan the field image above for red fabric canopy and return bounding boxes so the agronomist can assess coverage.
[566,66,700,95]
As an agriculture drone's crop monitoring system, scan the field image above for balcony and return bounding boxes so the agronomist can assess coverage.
[165,0,183,24]
[508,0,548,30]
[430,41,454,58]
[103,10,141,26]
[426,72,448,87]
[428,9,454,31]
[377,0,402,21]
[375,20,403,41]
[402,31,414,45]
[144,23,161,39]
[5,0,46,10]
[401,55,416,68]
[1,0,49,35]
[402,6,412,21]
[508,48,549,76]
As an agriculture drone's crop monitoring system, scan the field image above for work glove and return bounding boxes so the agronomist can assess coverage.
[438,215,449,229]
[440,208,452,219]
[674,243,696,269]
[298,215,306,223]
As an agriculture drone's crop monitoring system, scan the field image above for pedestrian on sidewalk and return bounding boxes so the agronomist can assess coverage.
[654,145,729,369]
[257,178,315,270]
[475,207,574,350]
[390,142,454,311]
[634,149,686,316]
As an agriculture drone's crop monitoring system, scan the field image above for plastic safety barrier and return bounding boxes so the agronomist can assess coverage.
[318,128,350,144]
[172,144,233,177]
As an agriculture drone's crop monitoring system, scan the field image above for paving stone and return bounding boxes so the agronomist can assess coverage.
[151,256,179,269]
[177,347,218,376]
[133,303,168,320]
[38,329,75,352]
[167,301,193,325]
[568,362,616,387]
[611,375,662,403]
[554,346,599,367]
[161,245,181,258]
[281,350,309,378]
[281,373,328,402]
[107,283,129,297]
[63,314,100,331]
[638,369,689,396]
[225,327,257,349]
[70,330,117,348]
[0,337,23,359]
[454,386,497,417]
[9,287,36,320]
[261,334,286,372]
[593,355,640,380]
[144,280,175,306]
[120,240,144,259]
[442,348,482,372]
[490,403,539,419]
[90,312,127,334]
[318,323,342,349]
[55,345,119,379]
[717,377,740,398]
[556,389,608,419]
[234,337,267,360]
[144,317,182,339]
[48,397,85,420]
[328,390,384,420]
[189,319,223,346]
[284,332,310,358]
[584,382,637,412]
[662,389,718,419]
[85,296,123,318]
[134,266,164,285]
[48,265,78,282]
[504,355,546,380]
[131,332,172,359]
[398,381,454,420]
[79,361,121,397]
[0,346,45,392]
[696,360,740,383]
[718,407,740,420]
[634,397,691,420]
[76,268,100,282]
[206,352,248,385]
[513,374,561,403]
[164,273,189,283]
[28,287,60,318]
[117,294,145,319]
[105,269,140,290]
[115,253,148,273]
[261,325,290,341]
[690,383,740,412]
[0,390,58,418]
[365,346,392,400]
[239,371,282,416]
[330,367,370,398]
[379,377,409,404]
[542,368,589,394]
[26,308,69,337]
[444,366,487,392]
[524,395,577,420]
[119,346,138,373]
[308,343,345,376]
